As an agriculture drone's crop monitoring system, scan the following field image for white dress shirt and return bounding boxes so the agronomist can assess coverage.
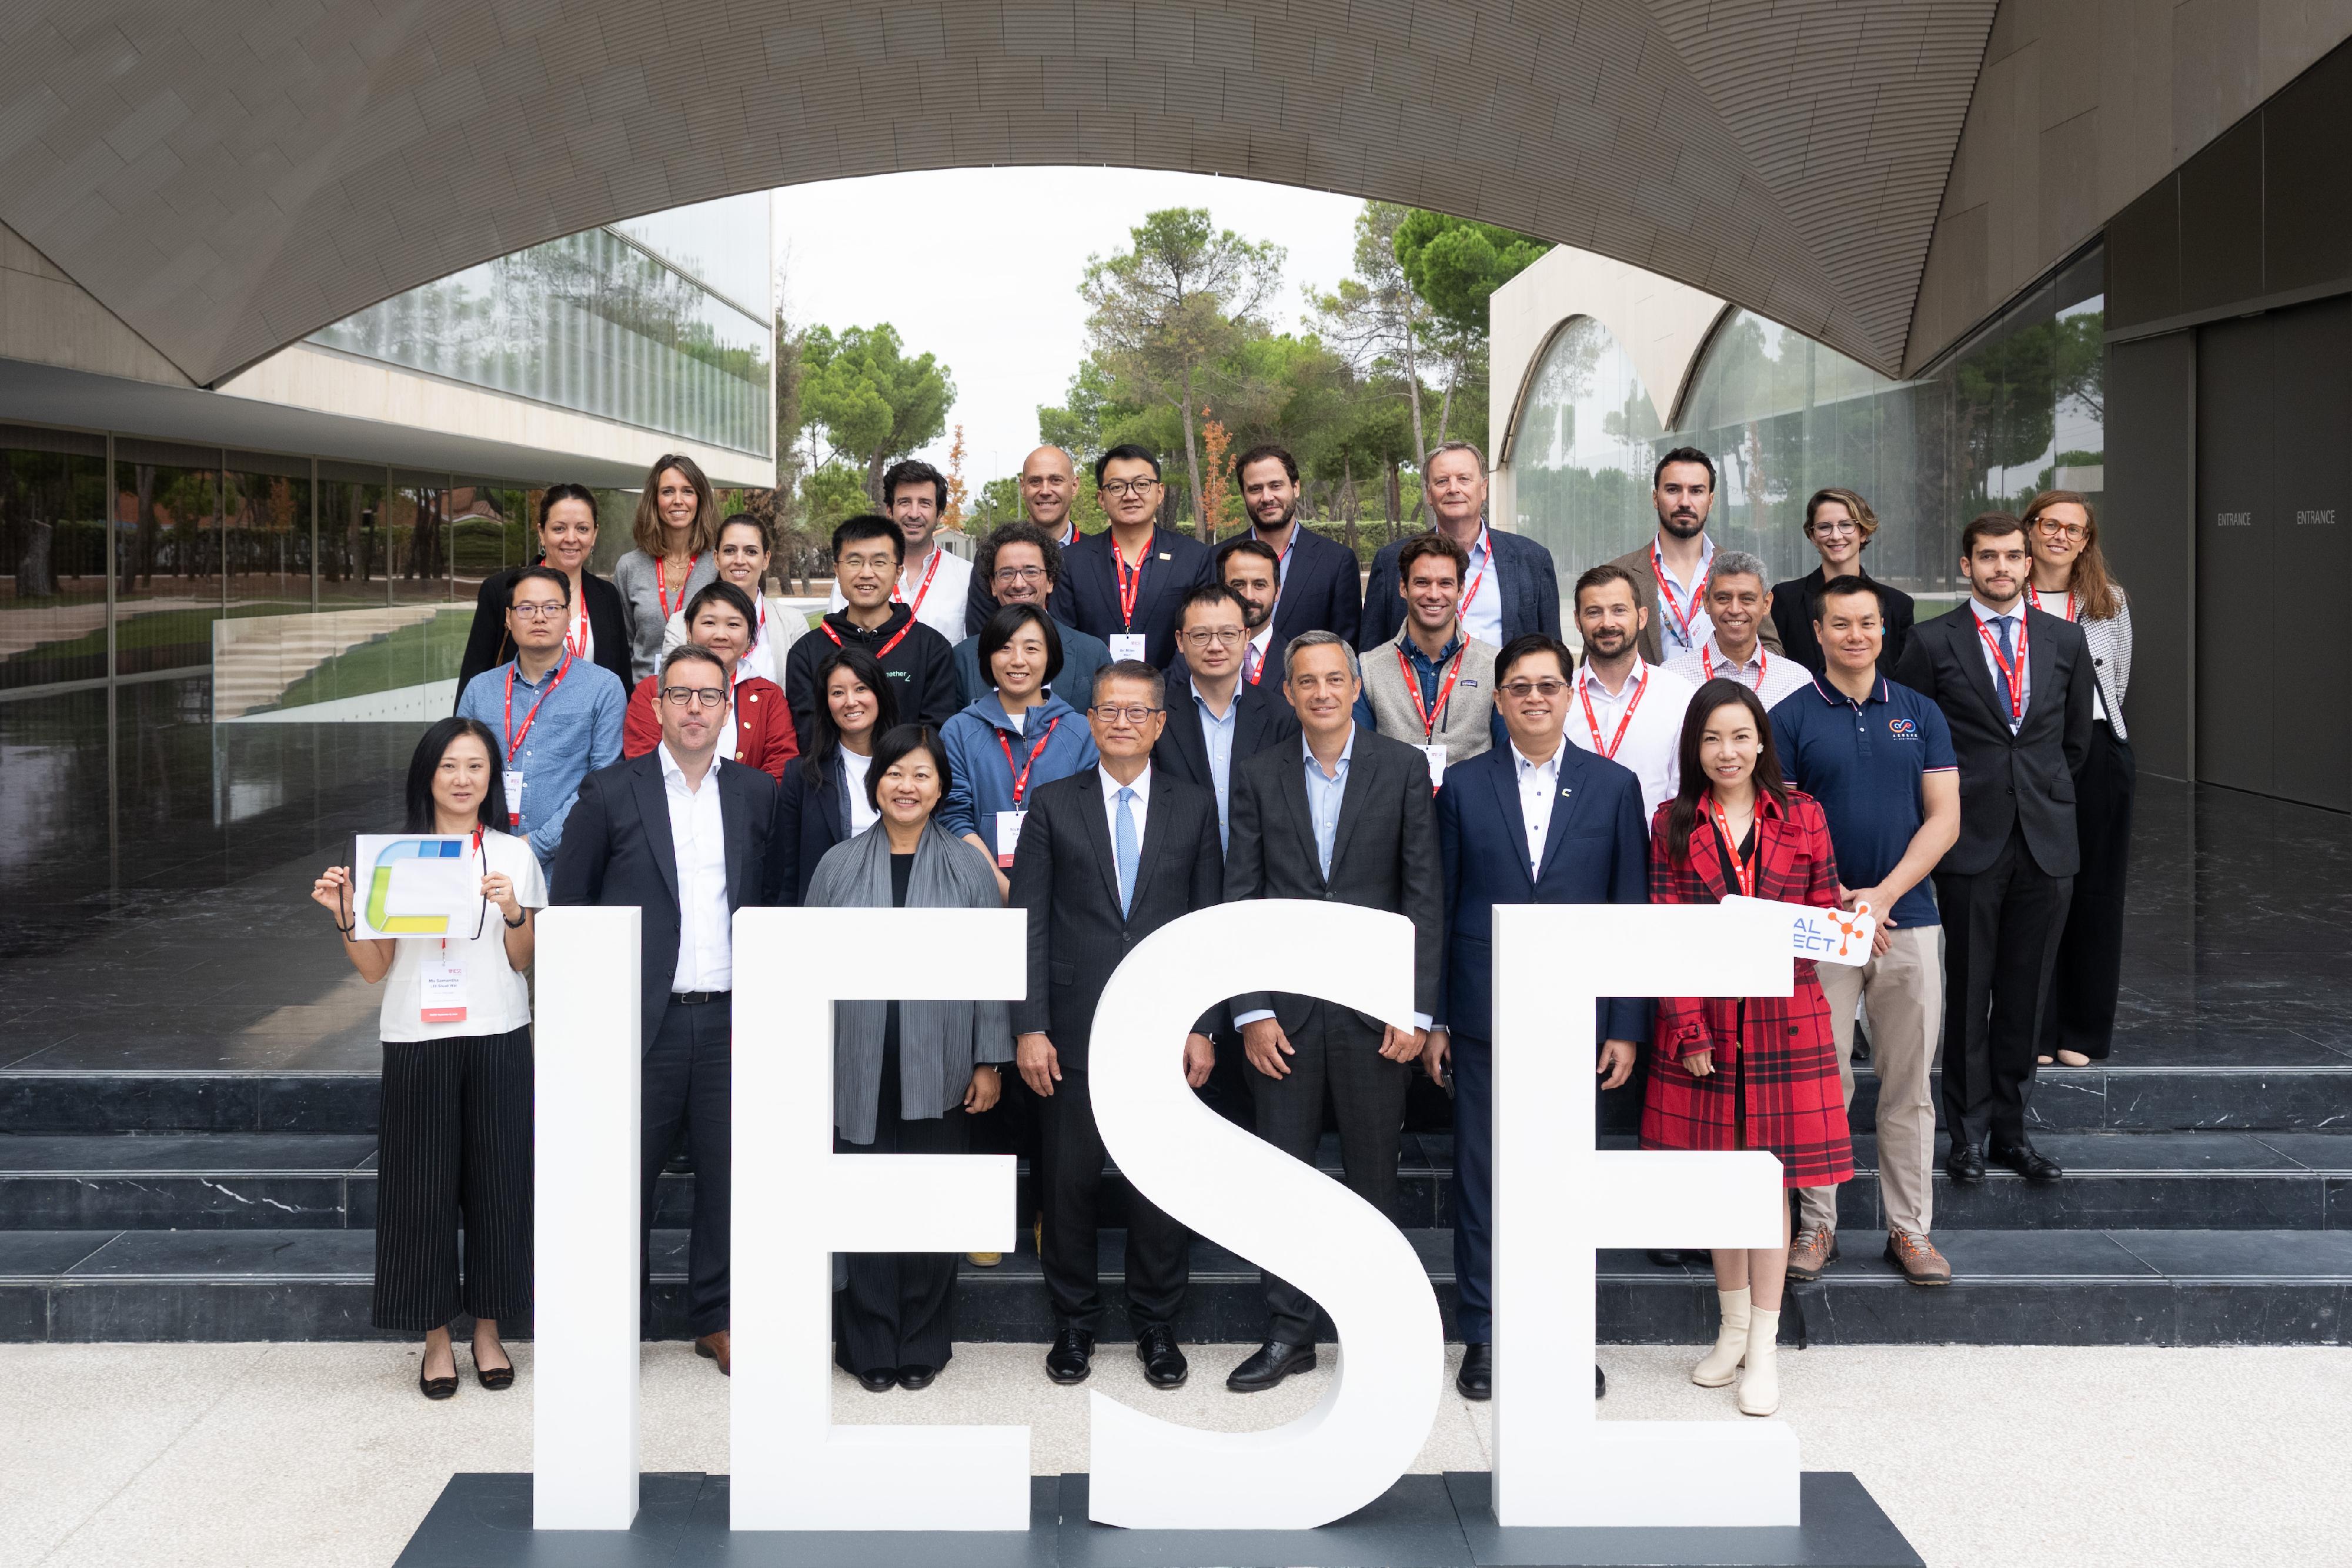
[660,743,733,993]
[1970,596,2032,728]
[1652,537,1715,656]
[826,544,972,643]
[1511,743,1561,872]
[2028,587,2100,720]
[1244,622,1277,686]
[1567,658,1694,827]
[840,748,880,835]
[1665,636,1812,708]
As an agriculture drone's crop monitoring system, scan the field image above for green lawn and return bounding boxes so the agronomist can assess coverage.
[269,610,472,711]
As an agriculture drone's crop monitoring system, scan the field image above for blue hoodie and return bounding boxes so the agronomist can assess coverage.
[937,688,1100,844]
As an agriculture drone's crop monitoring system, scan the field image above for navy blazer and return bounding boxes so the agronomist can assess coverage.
[547,751,780,1051]
[773,751,852,905]
[1358,528,1561,651]
[1434,741,1651,1044]
[1261,525,1363,648]
[1151,666,1303,793]
[1053,525,1215,668]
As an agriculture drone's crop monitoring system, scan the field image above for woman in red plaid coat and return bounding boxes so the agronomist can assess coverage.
[1643,679,1852,1417]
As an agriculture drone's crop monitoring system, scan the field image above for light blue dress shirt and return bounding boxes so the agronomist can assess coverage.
[1194,687,1240,848]
[1461,527,1504,648]
[1301,727,1354,881]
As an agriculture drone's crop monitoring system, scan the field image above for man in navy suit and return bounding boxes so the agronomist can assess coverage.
[1359,442,1561,651]
[1052,444,1214,668]
[1233,443,1361,647]
[1431,632,1648,1403]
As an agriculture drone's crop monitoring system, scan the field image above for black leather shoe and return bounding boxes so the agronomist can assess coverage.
[1595,1363,1606,1399]
[419,1364,458,1402]
[1135,1324,1188,1389]
[1455,1342,1491,1400]
[1045,1328,1094,1385]
[1646,1250,1686,1266]
[897,1363,939,1390]
[1945,1142,1986,1185]
[1989,1140,2064,1182]
[1226,1340,1317,1392]
[851,1367,894,1393]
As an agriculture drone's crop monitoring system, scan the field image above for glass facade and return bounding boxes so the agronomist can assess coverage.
[1512,245,2107,609]
[309,195,773,458]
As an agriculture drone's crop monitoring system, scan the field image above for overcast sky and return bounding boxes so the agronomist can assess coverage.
[773,167,1368,489]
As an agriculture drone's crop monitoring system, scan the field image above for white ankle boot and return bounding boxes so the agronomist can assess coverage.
[1691,1287,1750,1387]
[1736,1306,1782,1415]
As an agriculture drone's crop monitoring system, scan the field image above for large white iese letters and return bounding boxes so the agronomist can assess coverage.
[532,897,1800,1534]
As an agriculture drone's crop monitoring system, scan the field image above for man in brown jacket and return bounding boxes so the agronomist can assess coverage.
[1603,446,1780,665]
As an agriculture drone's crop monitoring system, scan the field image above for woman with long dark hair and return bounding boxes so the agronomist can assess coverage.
[308,717,542,1400]
[2020,488,2134,1066]
[804,724,1011,1391]
[1643,680,1850,1417]
[613,453,720,682]
[774,645,898,903]
[456,483,633,694]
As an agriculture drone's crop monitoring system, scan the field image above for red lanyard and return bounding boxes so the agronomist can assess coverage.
[501,651,572,764]
[1396,643,1465,741]
[1974,610,2029,722]
[2034,587,2079,622]
[1114,537,1147,630]
[1706,796,1758,898]
[1244,641,1267,686]
[563,585,590,658]
[469,824,486,857]
[894,549,944,615]
[821,616,912,660]
[1459,524,1491,618]
[1651,541,1708,650]
[997,716,1061,807]
[1578,666,1646,758]
[656,555,700,621]
[1700,643,1765,690]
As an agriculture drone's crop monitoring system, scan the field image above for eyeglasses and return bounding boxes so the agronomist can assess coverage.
[992,566,1048,585]
[1182,627,1247,647]
[1499,678,1571,698]
[1091,704,1163,723]
[510,601,570,620]
[1810,520,1862,537]
[1100,477,1160,499]
[2033,520,2087,540]
[661,686,727,708]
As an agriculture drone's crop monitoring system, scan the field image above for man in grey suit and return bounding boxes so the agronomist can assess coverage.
[1010,660,1225,1391]
[1222,630,1444,1392]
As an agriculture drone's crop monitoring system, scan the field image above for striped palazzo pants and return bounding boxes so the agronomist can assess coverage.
[372,1026,534,1333]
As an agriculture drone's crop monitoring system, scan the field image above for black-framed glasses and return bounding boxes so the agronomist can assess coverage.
[661,686,727,708]
[510,601,570,620]
[1100,477,1160,499]
[992,566,1048,585]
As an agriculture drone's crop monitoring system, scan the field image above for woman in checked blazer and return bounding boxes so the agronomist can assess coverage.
[1643,678,1851,1419]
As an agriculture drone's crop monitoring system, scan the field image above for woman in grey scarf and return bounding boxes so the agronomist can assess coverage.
[805,722,1011,1393]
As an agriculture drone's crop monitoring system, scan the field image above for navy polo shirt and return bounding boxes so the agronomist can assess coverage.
[1769,674,1956,930]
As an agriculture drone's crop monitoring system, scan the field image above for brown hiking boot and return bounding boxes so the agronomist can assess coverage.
[1884,1229,1952,1286]
[1786,1225,1838,1283]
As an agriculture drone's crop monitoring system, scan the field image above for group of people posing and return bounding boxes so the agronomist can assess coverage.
[310,434,2133,1425]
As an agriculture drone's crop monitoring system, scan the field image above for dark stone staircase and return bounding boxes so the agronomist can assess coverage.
[3,1029,2348,1345]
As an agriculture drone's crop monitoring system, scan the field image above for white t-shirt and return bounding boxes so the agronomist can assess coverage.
[1565,660,1696,830]
[377,828,547,1042]
[840,748,880,835]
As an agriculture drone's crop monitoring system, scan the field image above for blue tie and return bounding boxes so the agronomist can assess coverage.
[1114,787,1139,918]
[1993,616,2019,727]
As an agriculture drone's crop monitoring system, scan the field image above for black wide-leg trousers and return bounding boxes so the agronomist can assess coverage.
[372,1026,533,1333]
[836,1040,967,1376]
[2042,720,2135,1061]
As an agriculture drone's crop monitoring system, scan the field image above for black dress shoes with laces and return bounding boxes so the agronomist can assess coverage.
[1046,1328,1095,1385]
[1455,1342,1491,1400]
[1989,1139,2064,1182]
[1135,1324,1188,1389]
[1226,1340,1318,1392]
[1945,1142,1987,1185]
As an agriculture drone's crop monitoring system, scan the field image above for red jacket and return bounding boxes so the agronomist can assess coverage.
[622,672,799,782]
[1639,788,1853,1189]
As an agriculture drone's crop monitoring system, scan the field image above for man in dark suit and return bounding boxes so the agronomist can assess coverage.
[1156,584,1303,847]
[1010,659,1225,1391]
[550,644,780,1376]
[1222,630,1444,1392]
[1431,633,1649,1403]
[1893,513,2094,1186]
[1233,443,1361,647]
[1052,444,1214,668]
[1358,442,1560,651]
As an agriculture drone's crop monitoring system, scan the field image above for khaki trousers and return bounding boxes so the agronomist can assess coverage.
[1798,924,1942,1237]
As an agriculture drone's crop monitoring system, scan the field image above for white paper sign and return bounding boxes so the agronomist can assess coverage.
[1721,894,1876,967]
[349,834,477,940]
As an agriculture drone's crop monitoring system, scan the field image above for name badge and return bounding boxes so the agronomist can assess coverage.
[1109,633,1147,663]
[994,810,1028,868]
[420,957,469,1024]
[1720,895,1877,967]
[504,771,524,814]
[1419,744,1448,790]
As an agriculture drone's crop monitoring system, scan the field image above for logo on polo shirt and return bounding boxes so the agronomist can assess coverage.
[1888,717,1919,740]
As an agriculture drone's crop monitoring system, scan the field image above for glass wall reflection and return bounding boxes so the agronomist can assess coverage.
[0,429,109,690]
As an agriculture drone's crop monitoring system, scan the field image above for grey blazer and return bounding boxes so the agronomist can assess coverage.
[612,549,718,683]
[805,818,1013,1144]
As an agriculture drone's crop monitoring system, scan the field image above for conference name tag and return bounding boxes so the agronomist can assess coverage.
[504,770,524,807]
[1109,633,1147,662]
[1419,744,1448,790]
[994,809,1027,868]
[420,957,468,1024]
[1719,894,1876,967]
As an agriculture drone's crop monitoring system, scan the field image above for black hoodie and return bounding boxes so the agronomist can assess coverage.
[783,601,961,743]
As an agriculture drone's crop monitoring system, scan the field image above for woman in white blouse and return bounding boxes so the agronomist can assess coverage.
[310,717,544,1399]
[2022,489,2134,1066]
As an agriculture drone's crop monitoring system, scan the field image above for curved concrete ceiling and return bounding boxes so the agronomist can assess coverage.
[0,0,1997,388]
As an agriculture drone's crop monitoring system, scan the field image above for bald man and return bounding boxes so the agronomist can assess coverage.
[968,444,1084,634]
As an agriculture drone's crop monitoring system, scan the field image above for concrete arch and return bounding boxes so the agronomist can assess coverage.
[0,0,2001,389]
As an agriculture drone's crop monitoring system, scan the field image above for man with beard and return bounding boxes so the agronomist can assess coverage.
[1661,550,1811,707]
[1232,444,1361,647]
[1217,536,1282,689]
[1358,442,1560,652]
[1605,448,1780,664]
[1562,564,1694,825]
[950,519,1111,708]
[967,445,1085,634]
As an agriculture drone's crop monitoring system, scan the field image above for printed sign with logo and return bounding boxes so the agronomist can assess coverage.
[1720,894,1876,967]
